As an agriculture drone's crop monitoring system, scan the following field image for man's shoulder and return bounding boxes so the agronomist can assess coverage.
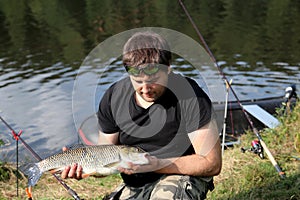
[100,76,132,106]
[106,76,131,93]
[169,72,198,86]
[169,72,207,98]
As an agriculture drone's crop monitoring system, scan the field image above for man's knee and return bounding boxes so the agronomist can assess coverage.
[150,175,211,200]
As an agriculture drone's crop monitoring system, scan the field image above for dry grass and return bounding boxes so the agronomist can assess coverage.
[0,165,122,199]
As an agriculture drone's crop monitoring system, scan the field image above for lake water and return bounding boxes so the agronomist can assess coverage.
[0,0,299,161]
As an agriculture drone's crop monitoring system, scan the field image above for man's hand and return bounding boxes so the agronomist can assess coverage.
[118,155,165,175]
[60,147,83,180]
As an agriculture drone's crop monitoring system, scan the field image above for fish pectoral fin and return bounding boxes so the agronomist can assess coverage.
[49,167,64,174]
[82,172,103,178]
[91,173,107,178]
[49,169,61,174]
[103,161,120,168]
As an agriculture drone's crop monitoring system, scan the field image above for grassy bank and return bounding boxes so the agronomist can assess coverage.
[208,101,300,200]
[0,164,123,199]
[1,102,299,199]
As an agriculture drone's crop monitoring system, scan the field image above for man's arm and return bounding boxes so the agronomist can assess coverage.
[120,120,222,177]
[156,121,222,176]
[98,130,119,144]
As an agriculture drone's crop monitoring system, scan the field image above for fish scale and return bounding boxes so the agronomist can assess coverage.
[41,146,122,173]
[20,145,149,186]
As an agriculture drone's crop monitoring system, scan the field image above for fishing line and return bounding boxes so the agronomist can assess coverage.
[178,0,286,179]
[0,115,81,200]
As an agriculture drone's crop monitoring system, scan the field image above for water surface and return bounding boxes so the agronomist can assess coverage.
[0,0,299,161]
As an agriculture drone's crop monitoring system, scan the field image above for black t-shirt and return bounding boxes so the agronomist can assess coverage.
[97,72,213,187]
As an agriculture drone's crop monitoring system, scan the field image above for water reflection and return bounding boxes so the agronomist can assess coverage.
[0,0,300,161]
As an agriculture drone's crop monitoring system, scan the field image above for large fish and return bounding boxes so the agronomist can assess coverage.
[20,145,149,186]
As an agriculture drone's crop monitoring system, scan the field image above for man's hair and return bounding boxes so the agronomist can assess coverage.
[122,31,171,68]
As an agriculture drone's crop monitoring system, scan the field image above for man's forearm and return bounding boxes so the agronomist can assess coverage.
[156,154,221,177]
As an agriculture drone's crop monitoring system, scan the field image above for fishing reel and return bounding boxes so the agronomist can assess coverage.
[282,84,298,115]
[284,84,297,102]
[241,140,264,159]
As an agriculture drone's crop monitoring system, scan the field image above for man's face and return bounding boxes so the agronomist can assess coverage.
[129,69,169,102]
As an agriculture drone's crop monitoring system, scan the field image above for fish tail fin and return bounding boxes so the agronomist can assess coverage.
[20,163,43,186]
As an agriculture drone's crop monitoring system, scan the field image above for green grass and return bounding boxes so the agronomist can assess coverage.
[1,102,299,199]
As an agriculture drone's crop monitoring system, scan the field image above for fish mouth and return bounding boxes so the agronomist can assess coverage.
[133,152,150,165]
[143,152,150,157]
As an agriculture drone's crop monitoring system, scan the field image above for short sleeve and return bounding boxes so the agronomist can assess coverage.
[183,78,213,132]
[97,87,120,133]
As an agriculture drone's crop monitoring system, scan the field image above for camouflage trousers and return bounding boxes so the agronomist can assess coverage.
[119,175,213,200]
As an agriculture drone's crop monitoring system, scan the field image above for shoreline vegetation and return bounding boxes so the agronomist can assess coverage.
[1,101,299,199]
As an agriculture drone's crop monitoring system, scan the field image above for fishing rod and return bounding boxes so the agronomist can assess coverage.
[0,115,81,200]
[178,0,286,179]
[221,79,232,155]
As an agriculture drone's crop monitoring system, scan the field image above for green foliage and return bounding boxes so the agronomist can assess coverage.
[0,139,4,146]
[0,163,10,182]
[1,0,300,66]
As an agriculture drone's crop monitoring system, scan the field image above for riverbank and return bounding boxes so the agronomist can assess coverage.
[1,101,299,199]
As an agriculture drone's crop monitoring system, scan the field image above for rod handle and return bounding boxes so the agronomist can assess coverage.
[259,140,286,179]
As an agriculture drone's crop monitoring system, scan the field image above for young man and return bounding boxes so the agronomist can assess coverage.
[63,31,221,199]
